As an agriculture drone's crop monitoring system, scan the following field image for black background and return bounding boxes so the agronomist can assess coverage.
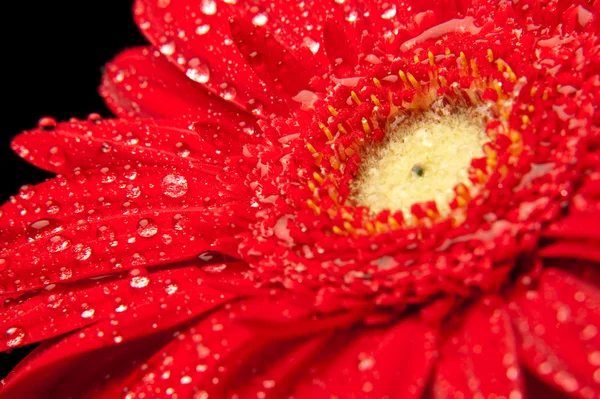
[1,0,145,378]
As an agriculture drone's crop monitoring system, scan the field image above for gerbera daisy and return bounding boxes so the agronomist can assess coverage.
[1,0,599,397]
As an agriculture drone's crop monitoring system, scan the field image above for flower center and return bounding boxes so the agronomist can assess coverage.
[351,110,489,218]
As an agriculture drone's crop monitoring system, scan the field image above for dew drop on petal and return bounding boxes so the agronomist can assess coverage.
[175,142,191,158]
[38,117,57,131]
[121,201,139,215]
[48,146,66,167]
[19,185,36,200]
[165,281,179,295]
[115,304,128,313]
[200,0,217,15]
[160,41,176,56]
[137,219,158,238]
[73,243,92,262]
[97,225,116,241]
[47,235,71,253]
[43,284,64,307]
[162,174,189,198]
[381,6,396,19]
[81,309,95,319]
[186,59,211,83]
[195,24,210,35]
[45,200,61,215]
[0,258,8,272]
[220,86,237,101]
[100,167,117,183]
[172,214,190,231]
[5,327,25,348]
[252,13,268,26]
[129,268,150,288]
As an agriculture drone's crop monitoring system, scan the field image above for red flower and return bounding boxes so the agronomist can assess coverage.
[2,0,599,397]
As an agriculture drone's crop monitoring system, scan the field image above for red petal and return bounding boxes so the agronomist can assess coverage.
[133,0,287,117]
[434,296,524,398]
[230,16,311,99]
[539,242,600,263]
[543,212,600,241]
[101,46,254,122]
[0,166,251,296]
[0,265,234,350]
[11,118,262,175]
[509,268,600,398]
[0,267,236,397]
[293,317,439,398]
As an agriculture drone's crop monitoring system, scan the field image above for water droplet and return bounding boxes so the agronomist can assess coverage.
[43,284,64,309]
[123,166,138,180]
[162,174,189,198]
[165,280,178,295]
[358,355,375,371]
[203,264,227,273]
[303,37,320,54]
[81,309,95,319]
[175,142,191,158]
[381,6,396,19]
[45,200,61,215]
[48,147,66,167]
[125,185,141,199]
[126,134,140,146]
[137,219,158,238]
[0,258,8,272]
[130,268,150,288]
[220,85,237,101]
[246,99,264,117]
[252,13,268,26]
[172,214,190,232]
[180,375,192,384]
[195,24,210,35]
[101,141,113,153]
[200,0,217,15]
[197,343,211,358]
[160,41,176,56]
[121,201,139,215]
[97,225,116,241]
[27,219,63,241]
[115,304,128,312]
[47,235,71,253]
[18,185,36,200]
[87,113,102,123]
[186,59,210,83]
[5,327,25,348]
[73,243,92,261]
[100,167,117,183]
[38,117,57,131]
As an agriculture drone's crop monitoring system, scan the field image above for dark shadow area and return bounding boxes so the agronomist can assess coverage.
[1,0,146,378]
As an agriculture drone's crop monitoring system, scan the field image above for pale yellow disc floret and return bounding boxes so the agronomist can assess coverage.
[351,110,489,219]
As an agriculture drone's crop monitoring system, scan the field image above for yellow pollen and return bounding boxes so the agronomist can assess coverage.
[328,105,338,116]
[351,91,362,105]
[351,110,489,218]
[313,172,324,184]
[370,94,382,107]
[407,73,420,88]
[361,118,371,133]
[307,199,321,215]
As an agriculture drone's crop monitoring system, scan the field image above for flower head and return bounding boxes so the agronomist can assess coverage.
[2,0,599,398]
